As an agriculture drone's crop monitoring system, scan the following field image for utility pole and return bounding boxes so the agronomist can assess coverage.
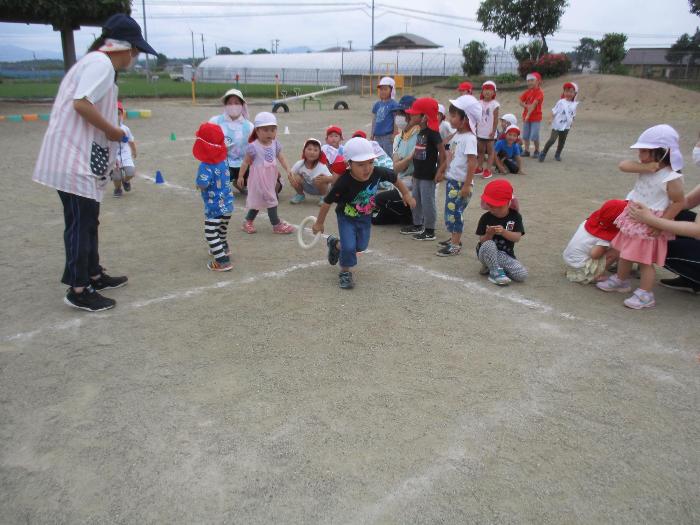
[201,33,205,59]
[191,30,195,66]
[370,0,375,74]
[348,40,352,51]
[215,42,218,55]
[275,39,280,53]
[142,0,150,79]
[271,39,275,54]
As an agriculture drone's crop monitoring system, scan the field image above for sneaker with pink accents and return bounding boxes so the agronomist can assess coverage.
[272,221,294,234]
[241,220,256,234]
[596,274,632,293]
[624,288,656,309]
[482,168,493,179]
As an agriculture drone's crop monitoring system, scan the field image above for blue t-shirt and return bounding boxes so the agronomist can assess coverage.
[495,139,522,160]
[196,161,234,219]
[372,99,400,136]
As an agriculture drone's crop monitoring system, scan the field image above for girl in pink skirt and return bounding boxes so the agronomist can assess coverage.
[597,125,685,309]
[238,112,294,234]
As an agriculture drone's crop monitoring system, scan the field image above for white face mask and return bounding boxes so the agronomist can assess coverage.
[395,115,407,130]
[225,105,243,118]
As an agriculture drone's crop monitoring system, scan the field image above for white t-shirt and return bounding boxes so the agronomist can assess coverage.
[626,166,683,211]
[476,99,500,139]
[551,99,578,131]
[33,52,118,202]
[117,123,135,167]
[563,221,610,268]
[439,120,455,142]
[321,144,343,164]
[445,131,478,182]
[291,159,332,185]
[692,146,700,167]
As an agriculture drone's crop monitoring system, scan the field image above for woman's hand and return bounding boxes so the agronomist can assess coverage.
[627,201,654,224]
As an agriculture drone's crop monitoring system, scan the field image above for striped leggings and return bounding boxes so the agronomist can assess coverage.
[477,240,528,281]
[205,215,231,262]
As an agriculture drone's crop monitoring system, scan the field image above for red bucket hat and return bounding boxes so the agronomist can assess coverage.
[584,199,627,241]
[458,81,473,94]
[482,179,514,207]
[193,122,227,164]
[405,97,439,132]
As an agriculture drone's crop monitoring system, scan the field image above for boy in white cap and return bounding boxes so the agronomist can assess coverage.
[539,81,579,162]
[371,77,400,156]
[313,137,415,289]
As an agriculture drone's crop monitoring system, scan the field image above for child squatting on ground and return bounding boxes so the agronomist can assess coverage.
[596,125,686,309]
[194,122,234,272]
[435,94,483,257]
[519,72,544,157]
[494,125,526,175]
[563,199,626,284]
[476,179,528,286]
[288,138,335,204]
[322,125,347,176]
[238,112,295,234]
[540,82,579,162]
[313,137,416,289]
[112,101,137,197]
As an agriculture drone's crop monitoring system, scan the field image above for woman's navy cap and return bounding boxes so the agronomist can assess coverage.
[103,14,157,55]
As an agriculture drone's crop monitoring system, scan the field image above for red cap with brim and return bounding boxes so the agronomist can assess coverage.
[481,179,514,207]
[458,81,473,93]
[352,130,367,139]
[584,199,627,241]
[405,97,439,132]
[326,125,343,137]
[193,122,227,164]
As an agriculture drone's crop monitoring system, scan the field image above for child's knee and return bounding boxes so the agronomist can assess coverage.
[509,267,528,282]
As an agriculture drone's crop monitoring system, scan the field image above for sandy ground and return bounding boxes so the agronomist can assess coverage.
[1,74,699,524]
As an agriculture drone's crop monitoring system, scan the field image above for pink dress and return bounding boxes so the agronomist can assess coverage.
[245,139,282,210]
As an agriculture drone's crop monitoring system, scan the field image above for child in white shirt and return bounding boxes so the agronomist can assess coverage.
[475,81,500,179]
[289,138,335,204]
[539,82,578,162]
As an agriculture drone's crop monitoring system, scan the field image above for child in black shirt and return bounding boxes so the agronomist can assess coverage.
[314,137,415,289]
[475,179,527,286]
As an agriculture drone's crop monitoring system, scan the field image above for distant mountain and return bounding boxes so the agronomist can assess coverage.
[0,44,63,62]
[280,46,313,54]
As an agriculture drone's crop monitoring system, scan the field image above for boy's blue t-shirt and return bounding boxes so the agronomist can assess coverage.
[196,160,234,218]
[495,139,522,160]
[372,99,400,136]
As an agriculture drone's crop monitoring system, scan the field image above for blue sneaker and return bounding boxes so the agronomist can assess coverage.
[488,268,511,286]
[290,193,305,204]
[339,271,354,289]
[327,235,340,265]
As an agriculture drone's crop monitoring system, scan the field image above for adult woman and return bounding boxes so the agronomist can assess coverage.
[209,88,254,194]
[33,14,157,311]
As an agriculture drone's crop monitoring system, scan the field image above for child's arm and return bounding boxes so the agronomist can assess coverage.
[394,178,416,208]
[435,142,447,181]
[237,154,251,188]
[589,245,609,260]
[312,202,331,234]
[490,107,499,139]
[494,155,506,173]
[490,225,523,242]
[460,155,477,199]
[129,141,137,158]
[516,155,526,175]
[74,98,125,141]
[370,115,376,140]
[277,151,290,176]
[618,160,659,173]
[662,178,685,221]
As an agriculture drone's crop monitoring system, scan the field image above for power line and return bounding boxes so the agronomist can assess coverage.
[137,7,367,19]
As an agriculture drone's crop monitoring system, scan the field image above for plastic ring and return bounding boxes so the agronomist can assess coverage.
[297,216,321,250]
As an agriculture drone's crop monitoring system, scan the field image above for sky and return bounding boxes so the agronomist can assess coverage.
[1,0,698,59]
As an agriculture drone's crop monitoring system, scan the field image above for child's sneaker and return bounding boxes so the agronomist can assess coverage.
[596,274,632,293]
[533,150,540,158]
[479,263,490,275]
[623,288,655,309]
[123,180,131,192]
[475,167,483,174]
[488,268,511,286]
[438,238,452,247]
[327,235,340,265]
[290,194,305,204]
[208,260,233,272]
[241,220,256,234]
[90,272,128,291]
[272,221,294,234]
[413,230,436,241]
[113,188,123,198]
[554,154,562,161]
[64,285,116,312]
[521,151,530,158]
[318,198,325,206]
[436,243,461,256]
[400,225,424,235]
[482,168,493,179]
[339,271,354,289]
[538,152,546,162]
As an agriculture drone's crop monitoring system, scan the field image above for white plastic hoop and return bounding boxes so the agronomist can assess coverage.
[297,215,322,250]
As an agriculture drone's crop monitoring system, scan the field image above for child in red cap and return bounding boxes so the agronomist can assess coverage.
[563,199,626,283]
[288,138,335,205]
[539,81,579,162]
[458,81,473,95]
[476,81,500,179]
[194,122,234,271]
[475,179,527,285]
[519,72,544,157]
[322,125,347,176]
[400,97,446,241]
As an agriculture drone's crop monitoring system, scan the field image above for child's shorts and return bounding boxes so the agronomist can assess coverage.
[566,258,606,284]
[522,121,541,142]
[302,179,323,196]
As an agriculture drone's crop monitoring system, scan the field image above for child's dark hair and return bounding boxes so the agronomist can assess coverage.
[88,31,108,53]
[448,104,465,120]
[651,147,671,167]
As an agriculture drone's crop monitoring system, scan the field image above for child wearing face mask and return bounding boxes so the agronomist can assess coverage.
[209,88,254,193]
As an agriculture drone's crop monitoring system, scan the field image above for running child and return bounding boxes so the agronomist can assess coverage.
[194,122,234,271]
[563,199,626,283]
[475,179,527,286]
[400,97,446,241]
[112,101,137,197]
[238,112,294,234]
[322,125,347,176]
[289,138,335,205]
[596,125,685,309]
[476,80,500,179]
[371,77,400,156]
[494,125,526,175]
[313,137,415,289]
[539,82,579,162]
[436,95,482,257]
[519,72,544,157]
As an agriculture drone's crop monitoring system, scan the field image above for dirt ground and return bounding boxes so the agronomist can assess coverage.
[1,74,699,524]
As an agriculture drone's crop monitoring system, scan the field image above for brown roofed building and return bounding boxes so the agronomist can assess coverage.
[374,33,441,50]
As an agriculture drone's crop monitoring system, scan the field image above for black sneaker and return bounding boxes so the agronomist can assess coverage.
[91,272,128,291]
[435,243,461,256]
[400,225,424,235]
[64,285,116,312]
[123,180,131,192]
[339,271,354,289]
[659,276,700,294]
[327,235,340,266]
[438,239,461,247]
[521,151,530,158]
[413,230,436,241]
[554,154,562,161]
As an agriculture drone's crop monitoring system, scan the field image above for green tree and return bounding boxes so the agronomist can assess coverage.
[598,33,627,73]
[156,53,168,68]
[462,40,489,76]
[667,30,700,77]
[218,46,232,55]
[250,48,270,54]
[512,39,543,62]
[477,0,569,54]
[573,37,598,71]
[690,0,700,16]
[0,0,132,70]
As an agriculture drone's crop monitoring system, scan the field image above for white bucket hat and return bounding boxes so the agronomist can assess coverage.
[221,88,249,119]
[377,76,396,99]
[344,137,379,162]
[630,124,683,172]
[253,111,277,128]
[448,95,483,133]
[437,103,446,115]
[501,113,517,127]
